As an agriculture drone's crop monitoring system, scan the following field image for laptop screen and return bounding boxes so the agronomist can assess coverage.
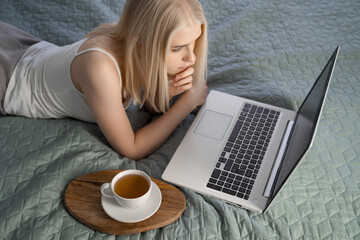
[269,47,339,200]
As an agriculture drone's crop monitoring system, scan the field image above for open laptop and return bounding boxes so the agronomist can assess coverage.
[162,47,339,213]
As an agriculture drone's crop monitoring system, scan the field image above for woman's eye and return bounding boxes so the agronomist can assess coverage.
[172,46,182,52]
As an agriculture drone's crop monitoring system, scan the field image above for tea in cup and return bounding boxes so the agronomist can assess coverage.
[100,170,152,209]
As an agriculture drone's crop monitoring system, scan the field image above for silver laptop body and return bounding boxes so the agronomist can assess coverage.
[162,47,339,213]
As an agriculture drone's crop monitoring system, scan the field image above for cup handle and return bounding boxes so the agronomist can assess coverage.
[100,183,113,198]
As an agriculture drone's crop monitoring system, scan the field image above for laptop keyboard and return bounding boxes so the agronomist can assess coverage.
[206,103,280,200]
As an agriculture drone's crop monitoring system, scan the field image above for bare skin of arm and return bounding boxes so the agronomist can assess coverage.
[71,51,207,160]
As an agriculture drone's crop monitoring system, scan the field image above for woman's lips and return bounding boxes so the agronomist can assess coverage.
[178,65,193,71]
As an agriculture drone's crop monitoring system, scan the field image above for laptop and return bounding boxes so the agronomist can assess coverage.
[162,47,339,213]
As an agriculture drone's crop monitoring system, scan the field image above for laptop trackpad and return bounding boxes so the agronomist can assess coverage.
[194,110,232,141]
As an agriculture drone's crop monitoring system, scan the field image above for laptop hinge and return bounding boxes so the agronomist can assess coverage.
[263,120,294,197]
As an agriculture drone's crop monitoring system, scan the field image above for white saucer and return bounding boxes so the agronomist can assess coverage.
[101,181,162,223]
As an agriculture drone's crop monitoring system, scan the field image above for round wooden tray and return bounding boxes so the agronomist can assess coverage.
[64,169,186,235]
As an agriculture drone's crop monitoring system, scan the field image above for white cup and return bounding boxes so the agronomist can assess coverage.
[100,170,152,209]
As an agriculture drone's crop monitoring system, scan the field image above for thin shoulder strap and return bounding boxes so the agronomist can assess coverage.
[76,48,122,87]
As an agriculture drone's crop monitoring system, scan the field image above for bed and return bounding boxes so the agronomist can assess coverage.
[1,0,359,239]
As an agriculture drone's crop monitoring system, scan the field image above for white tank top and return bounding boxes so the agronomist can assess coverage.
[4,39,123,123]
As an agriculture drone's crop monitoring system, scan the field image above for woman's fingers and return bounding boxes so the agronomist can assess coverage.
[173,67,194,82]
[168,67,197,98]
[175,81,192,91]
[174,75,193,87]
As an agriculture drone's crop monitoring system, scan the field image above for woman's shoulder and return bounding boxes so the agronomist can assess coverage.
[71,35,122,93]
[76,36,121,74]
[78,35,118,55]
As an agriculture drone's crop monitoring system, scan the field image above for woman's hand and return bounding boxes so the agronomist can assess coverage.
[168,67,194,99]
[179,79,208,109]
[169,66,207,109]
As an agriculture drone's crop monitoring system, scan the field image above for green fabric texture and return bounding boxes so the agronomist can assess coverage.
[1,0,359,239]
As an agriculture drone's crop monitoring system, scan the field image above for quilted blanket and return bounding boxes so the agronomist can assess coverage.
[1,0,359,239]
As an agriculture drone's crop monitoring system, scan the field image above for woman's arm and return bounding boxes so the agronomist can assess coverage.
[131,87,206,159]
[72,51,207,160]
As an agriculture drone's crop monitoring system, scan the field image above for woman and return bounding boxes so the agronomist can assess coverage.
[0,0,208,160]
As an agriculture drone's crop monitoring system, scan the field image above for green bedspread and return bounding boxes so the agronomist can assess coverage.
[1,0,359,239]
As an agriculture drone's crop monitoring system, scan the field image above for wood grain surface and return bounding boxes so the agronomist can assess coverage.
[64,169,186,235]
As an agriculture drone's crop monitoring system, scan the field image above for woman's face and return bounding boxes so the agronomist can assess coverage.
[167,23,202,77]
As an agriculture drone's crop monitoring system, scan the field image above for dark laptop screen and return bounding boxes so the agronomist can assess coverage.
[269,47,339,200]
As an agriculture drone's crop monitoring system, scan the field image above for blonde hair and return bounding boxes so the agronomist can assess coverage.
[86,0,208,113]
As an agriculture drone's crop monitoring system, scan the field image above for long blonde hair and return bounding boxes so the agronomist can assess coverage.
[86,0,208,113]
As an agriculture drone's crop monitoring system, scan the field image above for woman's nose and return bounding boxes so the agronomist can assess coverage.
[182,47,196,64]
